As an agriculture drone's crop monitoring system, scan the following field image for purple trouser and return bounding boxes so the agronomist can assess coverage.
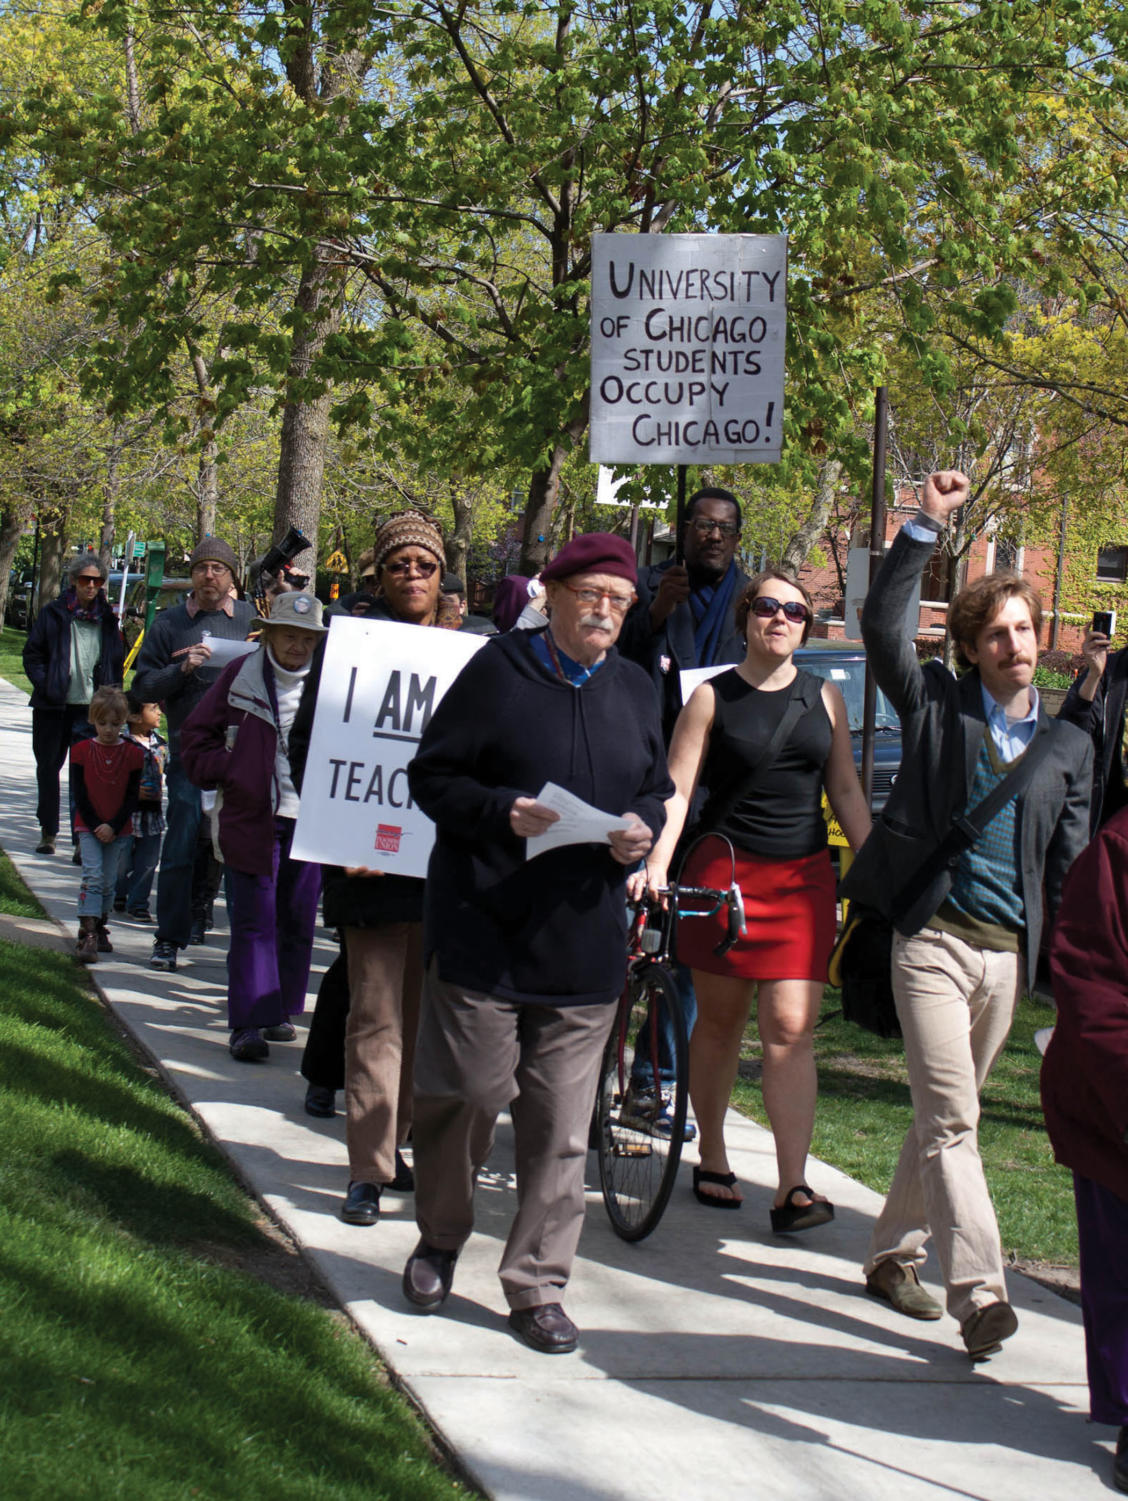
[225,817,321,1033]
[1075,1172,1128,1425]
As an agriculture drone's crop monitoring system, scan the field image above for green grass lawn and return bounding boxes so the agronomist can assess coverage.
[731,989,1078,1266]
[0,935,472,1500]
[0,624,31,695]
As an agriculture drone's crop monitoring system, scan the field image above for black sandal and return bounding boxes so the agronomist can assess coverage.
[693,1166,742,1209]
[770,1184,834,1233]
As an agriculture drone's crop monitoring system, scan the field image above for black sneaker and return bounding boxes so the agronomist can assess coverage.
[126,907,153,923]
[149,939,178,972]
[189,918,207,946]
[229,1028,269,1063]
[112,897,127,913]
[262,1022,297,1042]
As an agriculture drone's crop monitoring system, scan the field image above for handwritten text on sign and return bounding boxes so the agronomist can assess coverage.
[291,617,487,878]
[589,233,787,465]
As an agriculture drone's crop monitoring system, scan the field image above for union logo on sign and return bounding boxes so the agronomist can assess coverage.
[375,824,403,853]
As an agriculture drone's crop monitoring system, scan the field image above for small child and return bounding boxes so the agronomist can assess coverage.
[70,686,144,963]
[113,693,167,922]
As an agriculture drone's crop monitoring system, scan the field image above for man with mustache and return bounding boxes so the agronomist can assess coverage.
[400,533,671,1354]
[841,470,1092,1360]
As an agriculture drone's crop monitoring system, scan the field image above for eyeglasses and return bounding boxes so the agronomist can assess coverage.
[384,558,438,578]
[559,582,636,613]
[689,518,740,538]
[193,562,231,577]
[750,595,811,626]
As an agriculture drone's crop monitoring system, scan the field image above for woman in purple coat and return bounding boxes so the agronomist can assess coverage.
[180,593,326,1061]
[1045,804,1128,1493]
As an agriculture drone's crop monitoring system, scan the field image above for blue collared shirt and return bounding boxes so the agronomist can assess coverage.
[982,682,1040,761]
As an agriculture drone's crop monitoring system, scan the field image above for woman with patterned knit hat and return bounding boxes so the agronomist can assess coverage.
[289,510,458,1225]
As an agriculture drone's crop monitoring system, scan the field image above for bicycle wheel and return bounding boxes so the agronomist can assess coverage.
[596,962,689,1241]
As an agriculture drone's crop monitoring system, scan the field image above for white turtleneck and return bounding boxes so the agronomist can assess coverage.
[268,647,312,817]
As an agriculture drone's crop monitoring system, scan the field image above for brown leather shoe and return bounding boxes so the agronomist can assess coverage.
[76,917,98,965]
[402,1240,457,1311]
[865,1259,942,1320]
[961,1300,1018,1359]
[507,1302,578,1354]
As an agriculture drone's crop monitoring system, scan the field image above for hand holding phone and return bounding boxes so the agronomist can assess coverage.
[1093,609,1116,638]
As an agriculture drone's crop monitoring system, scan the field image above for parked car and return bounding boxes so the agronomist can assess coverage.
[5,572,33,630]
[794,641,902,810]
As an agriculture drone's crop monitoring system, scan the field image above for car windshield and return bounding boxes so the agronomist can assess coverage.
[798,656,899,732]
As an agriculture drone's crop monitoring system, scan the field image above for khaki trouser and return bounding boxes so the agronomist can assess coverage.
[343,924,423,1184]
[864,927,1022,1325]
[413,959,616,1310]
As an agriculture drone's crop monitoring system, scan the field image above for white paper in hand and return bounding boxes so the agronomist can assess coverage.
[525,781,630,861]
[201,633,259,668]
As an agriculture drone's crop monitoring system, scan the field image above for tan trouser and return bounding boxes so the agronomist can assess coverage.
[412,959,616,1310]
[343,923,423,1184]
[863,926,1022,1324]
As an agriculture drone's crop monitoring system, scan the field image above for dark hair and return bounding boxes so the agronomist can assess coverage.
[948,573,1043,667]
[685,486,742,529]
[441,573,466,597]
[125,690,151,720]
[735,569,815,645]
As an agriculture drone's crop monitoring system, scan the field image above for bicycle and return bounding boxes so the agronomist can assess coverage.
[595,866,746,1242]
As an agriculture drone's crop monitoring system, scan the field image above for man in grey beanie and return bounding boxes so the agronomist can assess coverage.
[132,535,256,970]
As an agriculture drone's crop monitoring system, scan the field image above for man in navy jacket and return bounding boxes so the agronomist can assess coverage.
[401,533,672,1354]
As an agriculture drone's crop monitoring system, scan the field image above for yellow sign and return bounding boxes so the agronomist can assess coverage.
[325,550,349,573]
[821,793,848,849]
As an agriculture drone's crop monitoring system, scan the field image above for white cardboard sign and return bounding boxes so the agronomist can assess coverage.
[291,617,487,878]
[590,232,787,465]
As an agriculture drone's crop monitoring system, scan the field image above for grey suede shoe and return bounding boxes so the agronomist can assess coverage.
[865,1259,943,1320]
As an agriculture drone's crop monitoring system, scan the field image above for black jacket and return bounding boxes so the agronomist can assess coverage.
[840,527,1093,975]
[409,629,672,1005]
[618,558,751,743]
[23,591,124,709]
[1057,647,1128,833]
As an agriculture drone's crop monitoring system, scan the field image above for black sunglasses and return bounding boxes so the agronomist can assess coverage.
[750,595,811,625]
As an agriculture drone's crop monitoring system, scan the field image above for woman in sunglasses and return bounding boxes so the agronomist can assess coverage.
[636,571,871,1228]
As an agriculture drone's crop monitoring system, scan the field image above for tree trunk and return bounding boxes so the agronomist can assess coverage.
[98,430,123,574]
[0,505,30,627]
[38,505,69,605]
[446,482,474,586]
[781,458,843,575]
[270,244,345,562]
[189,352,219,538]
[519,397,590,574]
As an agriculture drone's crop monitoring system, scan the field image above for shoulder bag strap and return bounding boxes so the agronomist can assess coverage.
[892,720,1055,921]
[702,672,821,833]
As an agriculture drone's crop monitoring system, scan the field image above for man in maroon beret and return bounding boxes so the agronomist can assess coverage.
[401,533,673,1353]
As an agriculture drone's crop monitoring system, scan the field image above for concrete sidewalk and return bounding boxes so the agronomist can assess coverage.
[0,679,1111,1500]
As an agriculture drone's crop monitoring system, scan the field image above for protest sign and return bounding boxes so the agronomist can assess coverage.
[589,232,787,465]
[291,617,487,878]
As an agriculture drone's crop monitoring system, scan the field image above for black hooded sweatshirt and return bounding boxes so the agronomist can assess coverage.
[408,627,672,1006]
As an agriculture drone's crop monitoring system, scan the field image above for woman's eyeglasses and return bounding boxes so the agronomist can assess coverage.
[384,558,438,578]
[750,595,811,625]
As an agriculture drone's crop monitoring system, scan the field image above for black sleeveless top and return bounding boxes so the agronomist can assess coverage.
[697,668,832,859]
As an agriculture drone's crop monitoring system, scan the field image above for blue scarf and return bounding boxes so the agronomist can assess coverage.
[689,561,739,666]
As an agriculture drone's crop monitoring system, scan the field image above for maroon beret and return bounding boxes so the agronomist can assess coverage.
[540,533,637,586]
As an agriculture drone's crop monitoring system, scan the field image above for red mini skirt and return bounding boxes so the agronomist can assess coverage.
[675,837,837,982]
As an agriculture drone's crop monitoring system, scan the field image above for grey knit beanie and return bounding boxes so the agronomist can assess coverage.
[188,536,239,575]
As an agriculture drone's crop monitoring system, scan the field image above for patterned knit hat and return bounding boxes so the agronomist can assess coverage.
[371,511,446,575]
[188,536,239,575]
